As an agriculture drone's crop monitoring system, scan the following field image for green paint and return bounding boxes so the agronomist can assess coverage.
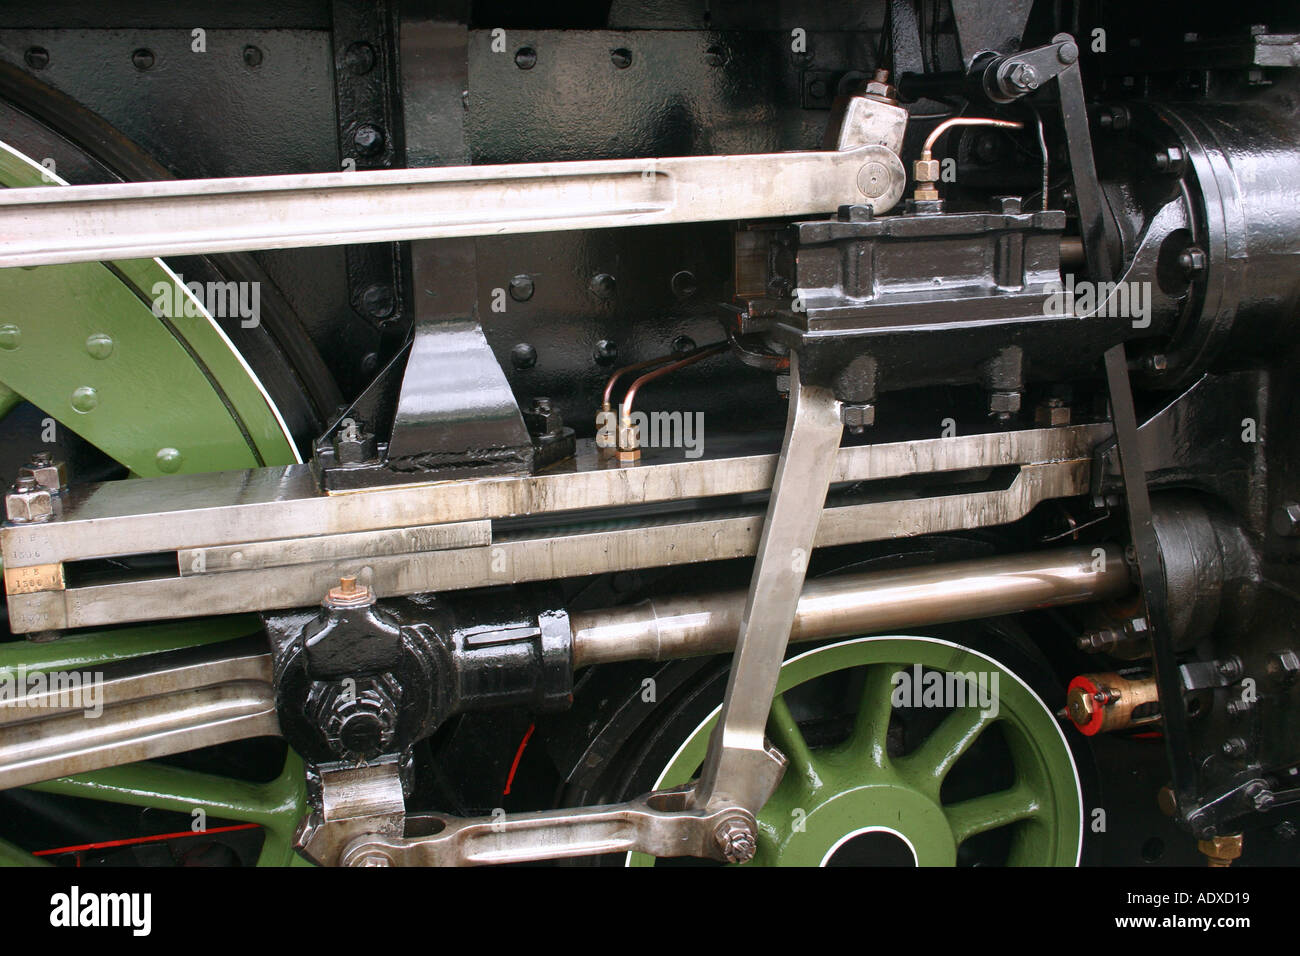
[632,636,1082,867]
[0,146,296,475]
[0,141,309,865]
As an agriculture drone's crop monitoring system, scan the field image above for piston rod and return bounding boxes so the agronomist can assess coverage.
[0,544,1129,790]
[571,544,1130,667]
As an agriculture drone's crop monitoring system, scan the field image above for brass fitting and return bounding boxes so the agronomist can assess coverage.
[912,153,941,202]
[325,575,375,608]
[595,402,618,456]
[1198,834,1243,867]
[616,412,641,463]
[1065,671,1161,735]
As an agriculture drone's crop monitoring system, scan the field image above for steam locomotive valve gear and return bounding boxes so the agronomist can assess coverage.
[0,3,1298,872]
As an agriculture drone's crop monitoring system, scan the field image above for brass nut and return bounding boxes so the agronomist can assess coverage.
[913,184,941,202]
[1198,834,1243,866]
[325,575,375,608]
[913,158,940,182]
[617,447,642,464]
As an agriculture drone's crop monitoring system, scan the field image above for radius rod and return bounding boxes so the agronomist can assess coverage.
[0,144,883,269]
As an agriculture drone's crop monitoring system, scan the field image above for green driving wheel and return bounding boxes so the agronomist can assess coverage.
[0,142,309,866]
[631,636,1083,866]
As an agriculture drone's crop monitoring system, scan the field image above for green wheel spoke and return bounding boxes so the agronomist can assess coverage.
[896,705,997,799]
[2,141,309,866]
[25,752,306,865]
[767,694,822,794]
[640,637,1082,867]
[846,662,900,768]
[944,784,1042,845]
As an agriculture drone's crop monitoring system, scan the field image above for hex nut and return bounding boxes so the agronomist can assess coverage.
[1034,400,1071,426]
[913,158,940,183]
[1198,833,1243,866]
[333,420,375,465]
[6,478,53,523]
[523,398,563,437]
[20,453,67,492]
[714,816,757,864]
[989,390,1022,414]
[1179,246,1207,275]
[325,576,375,608]
[841,403,876,428]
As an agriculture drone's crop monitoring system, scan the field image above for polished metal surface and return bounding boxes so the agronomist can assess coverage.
[296,758,408,867]
[572,544,1131,666]
[693,354,845,812]
[335,786,757,867]
[178,520,490,575]
[0,544,1128,793]
[0,146,884,268]
[4,428,1103,632]
[2,425,1108,568]
[0,637,277,791]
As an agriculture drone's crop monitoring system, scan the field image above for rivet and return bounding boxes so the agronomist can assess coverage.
[511,343,538,369]
[156,448,183,473]
[70,386,98,413]
[0,325,20,350]
[85,333,114,360]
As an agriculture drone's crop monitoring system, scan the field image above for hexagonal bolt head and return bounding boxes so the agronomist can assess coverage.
[1178,246,1207,275]
[6,477,53,523]
[324,576,375,608]
[988,390,1022,416]
[1034,399,1071,427]
[913,158,940,183]
[523,398,564,438]
[1076,627,1122,652]
[333,420,376,465]
[617,418,640,452]
[349,849,394,867]
[1152,147,1185,173]
[1198,833,1243,866]
[863,68,898,102]
[841,403,876,430]
[20,453,67,493]
[714,816,757,864]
